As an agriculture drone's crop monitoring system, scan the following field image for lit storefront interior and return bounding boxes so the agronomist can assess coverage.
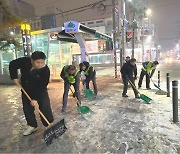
[0,25,113,81]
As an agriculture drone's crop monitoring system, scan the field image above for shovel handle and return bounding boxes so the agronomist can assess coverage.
[150,78,155,84]
[17,83,51,126]
[150,77,155,84]
[147,73,154,83]
[127,78,140,94]
[69,87,81,106]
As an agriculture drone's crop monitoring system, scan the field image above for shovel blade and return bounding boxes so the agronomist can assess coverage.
[77,106,91,114]
[140,94,152,103]
[53,119,67,138]
[84,89,95,99]
[43,119,67,146]
[43,126,56,146]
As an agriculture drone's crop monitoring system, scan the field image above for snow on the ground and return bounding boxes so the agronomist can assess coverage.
[45,81,180,154]
[0,78,180,153]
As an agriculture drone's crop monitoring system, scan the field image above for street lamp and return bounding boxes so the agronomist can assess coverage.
[121,0,133,62]
[146,8,152,16]
[141,8,153,62]
[10,31,14,35]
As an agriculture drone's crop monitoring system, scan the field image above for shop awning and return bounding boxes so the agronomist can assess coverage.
[58,24,112,42]
[30,24,112,43]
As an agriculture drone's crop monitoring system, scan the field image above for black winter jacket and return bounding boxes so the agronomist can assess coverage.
[9,57,50,99]
[121,61,137,79]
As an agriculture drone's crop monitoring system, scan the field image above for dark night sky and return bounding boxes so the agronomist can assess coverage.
[149,0,180,51]
[25,0,180,51]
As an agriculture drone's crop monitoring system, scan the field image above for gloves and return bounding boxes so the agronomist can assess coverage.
[147,73,152,78]
[73,91,79,99]
[64,78,69,83]
[73,92,76,98]
[125,75,129,79]
[142,70,148,75]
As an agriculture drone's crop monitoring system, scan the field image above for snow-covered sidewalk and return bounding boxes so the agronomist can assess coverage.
[57,79,180,154]
[0,77,180,153]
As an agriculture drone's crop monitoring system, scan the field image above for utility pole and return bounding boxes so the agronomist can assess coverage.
[132,12,136,58]
[121,0,126,64]
[112,0,117,78]
[141,7,146,62]
[142,24,145,62]
[132,26,135,58]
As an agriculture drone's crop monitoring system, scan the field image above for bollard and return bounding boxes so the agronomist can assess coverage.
[172,81,179,123]
[166,73,170,97]
[158,71,160,88]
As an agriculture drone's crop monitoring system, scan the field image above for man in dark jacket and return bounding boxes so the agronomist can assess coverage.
[79,61,97,95]
[9,51,54,136]
[138,61,159,89]
[125,56,130,63]
[121,58,139,98]
[60,65,81,113]
[125,56,137,84]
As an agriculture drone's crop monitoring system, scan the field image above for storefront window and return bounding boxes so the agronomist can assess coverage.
[60,42,72,67]
[48,40,60,79]
[0,37,24,74]
[31,33,48,57]
[88,54,114,64]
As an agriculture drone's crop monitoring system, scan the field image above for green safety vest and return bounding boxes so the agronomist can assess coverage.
[84,65,94,76]
[64,66,79,84]
[142,61,155,73]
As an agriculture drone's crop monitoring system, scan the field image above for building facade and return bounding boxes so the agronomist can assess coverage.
[7,0,35,19]
[26,0,113,31]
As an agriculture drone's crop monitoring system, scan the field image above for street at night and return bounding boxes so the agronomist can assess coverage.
[0,66,180,153]
[1,0,180,153]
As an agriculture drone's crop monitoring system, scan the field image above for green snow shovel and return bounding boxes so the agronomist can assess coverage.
[84,89,95,99]
[128,79,152,103]
[70,87,91,114]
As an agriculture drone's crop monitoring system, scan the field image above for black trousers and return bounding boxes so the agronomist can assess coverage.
[122,77,138,96]
[22,90,54,128]
[138,70,150,88]
[62,81,81,112]
[86,75,98,95]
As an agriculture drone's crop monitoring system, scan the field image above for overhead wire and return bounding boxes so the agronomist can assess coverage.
[34,0,61,9]
[28,0,107,22]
